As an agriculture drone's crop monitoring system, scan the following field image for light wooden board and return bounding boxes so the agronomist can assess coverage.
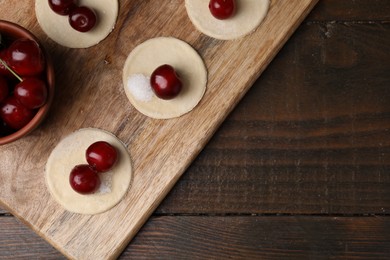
[0,0,318,259]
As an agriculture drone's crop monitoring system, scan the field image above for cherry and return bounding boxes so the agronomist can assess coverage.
[209,0,236,20]
[150,64,183,100]
[48,0,77,15]
[86,141,118,172]
[14,78,47,109]
[0,75,9,103]
[6,39,45,76]
[69,164,101,194]
[0,49,12,77]
[0,120,13,137]
[0,96,35,130]
[69,6,97,33]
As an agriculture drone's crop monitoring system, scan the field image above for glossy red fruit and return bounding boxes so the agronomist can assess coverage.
[69,164,101,194]
[0,120,13,137]
[6,39,45,76]
[69,6,97,32]
[48,0,77,15]
[86,141,118,172]
[0,96,35,130]
[150,64,182,100]
[14,78,47,109]
[209,0,236,20]
[0,50,12,77]
[0,75,9,103]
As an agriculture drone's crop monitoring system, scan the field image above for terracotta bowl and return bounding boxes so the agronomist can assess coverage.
[0,20,54,145]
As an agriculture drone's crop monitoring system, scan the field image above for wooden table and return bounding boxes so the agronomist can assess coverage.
[1,0,389,258]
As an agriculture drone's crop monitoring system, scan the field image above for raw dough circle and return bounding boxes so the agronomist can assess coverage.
[45,128,132,215]
[35,0,118,48]
[185,0,270,40]
[122,37,207,119]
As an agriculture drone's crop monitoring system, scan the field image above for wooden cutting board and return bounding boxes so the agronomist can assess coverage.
[0,0,318,259]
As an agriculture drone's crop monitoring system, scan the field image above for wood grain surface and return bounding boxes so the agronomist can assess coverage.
[0,0,319,259]
[1,0,389,259]
[1,215,390,259]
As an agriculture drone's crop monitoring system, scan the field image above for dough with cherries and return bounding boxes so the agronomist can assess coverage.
[185,0,270,40]
[123,37,207,119]
[35,0,118,48]
[45,128,132,215]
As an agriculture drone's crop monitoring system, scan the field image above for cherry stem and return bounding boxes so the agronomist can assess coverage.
[0,58,23,82]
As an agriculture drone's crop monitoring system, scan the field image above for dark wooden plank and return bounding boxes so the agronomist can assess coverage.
[123,216,390,259]
[2,215,389,259]
[156,21,390,214]
[0,216,64,259]
[309,0,390,21]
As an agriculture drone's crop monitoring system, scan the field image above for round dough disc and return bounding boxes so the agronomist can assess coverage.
[122,37,207,119]
[185,0,270,40]
[45,128,132,215]
[35,0,118,48]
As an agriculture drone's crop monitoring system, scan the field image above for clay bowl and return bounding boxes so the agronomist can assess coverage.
[0,20,54,145]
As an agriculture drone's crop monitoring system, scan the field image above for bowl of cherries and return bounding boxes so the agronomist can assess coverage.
[0,20,54,145]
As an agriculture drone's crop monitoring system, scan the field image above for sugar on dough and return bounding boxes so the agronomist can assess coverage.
[185,0,270,40]
[35,0,118,48]
[45,128,132,215]
[122,37,207,119]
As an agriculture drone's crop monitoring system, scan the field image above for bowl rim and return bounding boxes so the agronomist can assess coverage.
[0,20,55,145]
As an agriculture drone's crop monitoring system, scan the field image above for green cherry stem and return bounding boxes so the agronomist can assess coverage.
[0,58,23,82]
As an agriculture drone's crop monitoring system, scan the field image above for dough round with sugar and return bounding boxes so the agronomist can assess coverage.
[35,0,118,48]
[45,128,132,215]
[123,37,207,119]
[185,0,270,40]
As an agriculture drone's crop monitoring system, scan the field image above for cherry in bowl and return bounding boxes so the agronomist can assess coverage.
[6,38,46,76]
[0,96,35,130]
[14,77,48,109]
[0,20,55,145]
[0,75,9,103]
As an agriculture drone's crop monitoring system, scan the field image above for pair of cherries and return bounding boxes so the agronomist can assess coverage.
[69,141,118,194]
[0,38,47,134]
[48,0,97,33]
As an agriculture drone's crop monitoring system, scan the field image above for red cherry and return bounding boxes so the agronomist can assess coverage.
[209,0,236,20]
[48,0,77,15]
[0,75,9,103]
[69,6,97,33]
[150,64,183,100]
[86,141,118,172]
[0,50,12,77]
[14,78,47,109]
[0,120,13,137]
[6,39,45,76]
[69,164,101,194]
[0,96,35,130]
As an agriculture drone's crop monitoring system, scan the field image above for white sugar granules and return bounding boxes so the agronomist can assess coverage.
[98,170,113,194]
[126,74,154,102]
